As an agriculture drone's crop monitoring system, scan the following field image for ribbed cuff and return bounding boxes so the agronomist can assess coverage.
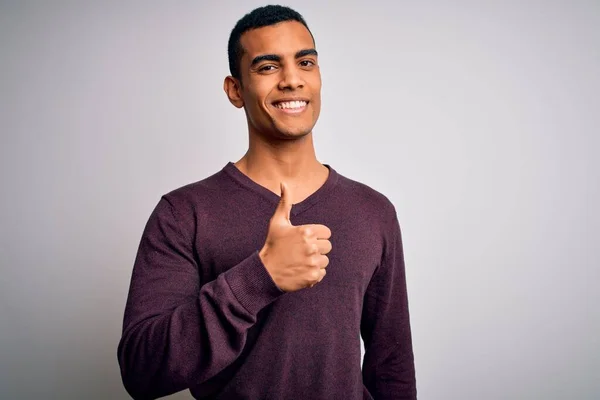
[223,250,285,315]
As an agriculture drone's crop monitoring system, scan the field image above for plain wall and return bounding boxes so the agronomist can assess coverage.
[1,1,598,399]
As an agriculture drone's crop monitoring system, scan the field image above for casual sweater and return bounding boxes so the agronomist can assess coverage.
[118,162,416,400]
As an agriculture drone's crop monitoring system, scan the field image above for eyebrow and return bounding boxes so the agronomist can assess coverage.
[250,48,318,67]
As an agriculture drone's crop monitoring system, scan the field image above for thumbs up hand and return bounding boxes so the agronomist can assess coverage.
[259,182,332,292]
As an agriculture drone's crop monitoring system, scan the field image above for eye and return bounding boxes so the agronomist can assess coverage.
[258,64,277,73]
[299,59,316,68]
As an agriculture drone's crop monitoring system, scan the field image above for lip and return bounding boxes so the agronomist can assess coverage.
[272,97,310,104]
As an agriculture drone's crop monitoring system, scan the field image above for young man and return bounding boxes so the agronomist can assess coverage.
[118,5,416,400]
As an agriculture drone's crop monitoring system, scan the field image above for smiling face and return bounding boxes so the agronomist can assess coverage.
[224,20,322,141]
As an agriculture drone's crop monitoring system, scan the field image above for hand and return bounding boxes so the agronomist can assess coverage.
[259,181,332,292]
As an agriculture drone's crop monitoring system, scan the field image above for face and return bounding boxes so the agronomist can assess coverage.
[224,21,322,140]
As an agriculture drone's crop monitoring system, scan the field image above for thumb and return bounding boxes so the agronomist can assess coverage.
[273,181,293,226]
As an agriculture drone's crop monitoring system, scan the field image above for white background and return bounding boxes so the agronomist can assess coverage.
[1,1,598,399]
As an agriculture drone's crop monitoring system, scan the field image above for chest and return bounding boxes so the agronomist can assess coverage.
[193,205,383,298]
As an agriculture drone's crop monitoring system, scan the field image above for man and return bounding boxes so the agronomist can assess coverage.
[118,5,416,399]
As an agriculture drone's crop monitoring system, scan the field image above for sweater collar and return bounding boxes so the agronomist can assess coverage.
[222,161,339,217]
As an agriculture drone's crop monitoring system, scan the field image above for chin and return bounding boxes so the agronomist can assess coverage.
[279,128,312,139]
[272,122,314,138]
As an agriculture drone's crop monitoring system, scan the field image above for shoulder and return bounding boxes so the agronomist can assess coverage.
[334,169,398,222]
[157,167,231,224]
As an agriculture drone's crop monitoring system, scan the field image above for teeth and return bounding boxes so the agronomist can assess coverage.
[275,100,307,109]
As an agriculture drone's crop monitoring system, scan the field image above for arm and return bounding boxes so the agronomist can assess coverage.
[117,196,284,399]
[361,208,417,399]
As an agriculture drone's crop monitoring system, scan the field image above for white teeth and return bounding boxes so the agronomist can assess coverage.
[276,101,307,109]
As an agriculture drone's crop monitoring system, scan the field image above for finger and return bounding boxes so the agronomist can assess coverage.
[272,181,293,227]
[317,254,329,269]
[309,267,327,288]
[317,268,327,282]
[316,239,332,255]
[300,224,331,239]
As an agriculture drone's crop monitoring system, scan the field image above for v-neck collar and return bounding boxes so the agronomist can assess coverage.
[222,161,339,217]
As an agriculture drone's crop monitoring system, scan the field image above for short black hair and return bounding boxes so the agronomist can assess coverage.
[227,5,314,81]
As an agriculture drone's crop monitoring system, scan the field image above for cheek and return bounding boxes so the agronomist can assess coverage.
[309,76,322,106]
[250,85,275,112]
[311,89,322,112]
[243,88,267,116]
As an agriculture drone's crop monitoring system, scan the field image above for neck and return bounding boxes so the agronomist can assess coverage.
[234,130,328,199]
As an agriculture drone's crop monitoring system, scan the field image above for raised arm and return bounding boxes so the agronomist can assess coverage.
[361,208,417,399]
[117,196,284,399]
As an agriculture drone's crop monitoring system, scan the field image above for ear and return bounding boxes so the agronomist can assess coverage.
[223,76,244,108]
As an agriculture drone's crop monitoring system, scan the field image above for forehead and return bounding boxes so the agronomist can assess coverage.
[239,20,315,58]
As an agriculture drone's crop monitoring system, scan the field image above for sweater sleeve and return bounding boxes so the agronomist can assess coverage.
[361,208,417,399]
[117,196,285,399]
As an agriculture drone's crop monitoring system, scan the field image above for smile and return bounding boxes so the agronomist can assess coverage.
[273,100,308,114]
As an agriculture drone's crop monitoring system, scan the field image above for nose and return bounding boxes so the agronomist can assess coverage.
[278,65,304,91]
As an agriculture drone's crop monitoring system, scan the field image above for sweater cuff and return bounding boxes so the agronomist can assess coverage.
[223,250,285,315]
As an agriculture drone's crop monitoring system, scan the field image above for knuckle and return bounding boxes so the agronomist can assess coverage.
[301,234,311,245]
[319,269,327,281]
[317,268,326,283]
[311,243,319,254]
[311,268,321,281]
[301,226,312,237]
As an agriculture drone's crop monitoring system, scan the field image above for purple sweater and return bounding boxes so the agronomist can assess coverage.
[118,162,416,399]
